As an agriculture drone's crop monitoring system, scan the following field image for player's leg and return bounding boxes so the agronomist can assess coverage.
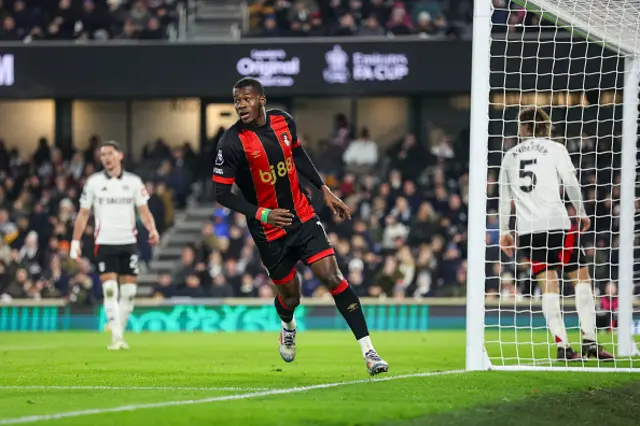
[309,255,388,375]
[523,232,580,360]
[567,267,614,360]
[273,271,301,363]
[118,276,136,345]
[256,235,300,363]
[296,219,387,374]
[536,269,580,360]
[117,245,140,344]
[96,246,125,349]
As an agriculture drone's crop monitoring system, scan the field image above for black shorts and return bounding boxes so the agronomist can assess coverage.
[518,226,587,276]
[255,216,334,285]
[94,244,140,276]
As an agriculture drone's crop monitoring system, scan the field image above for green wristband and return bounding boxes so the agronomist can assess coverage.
[261,208,271,223]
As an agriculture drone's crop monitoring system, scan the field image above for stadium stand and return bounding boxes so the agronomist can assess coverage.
[0,0,181,41]
[245,0,473,38]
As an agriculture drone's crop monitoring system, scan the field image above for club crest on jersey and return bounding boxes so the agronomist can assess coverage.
[281,132,291,147]
[215,150,224,166]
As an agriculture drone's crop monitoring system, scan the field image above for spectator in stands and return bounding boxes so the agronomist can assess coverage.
[331,12,358,36]
[414,11,447,37]
[386,4,412,35]
[342,127,379,172]
[357,14,384,36]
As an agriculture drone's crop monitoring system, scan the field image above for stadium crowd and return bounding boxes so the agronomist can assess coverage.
[0,137,193,303]
[0,0,179,41]
[245,0,552,39]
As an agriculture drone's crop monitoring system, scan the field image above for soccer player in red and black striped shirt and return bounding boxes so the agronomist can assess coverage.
[213,78,388,375]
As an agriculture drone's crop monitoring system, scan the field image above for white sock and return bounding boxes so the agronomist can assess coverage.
[542,292,569,348]
[575,282,597,341]
[119,283,137,335]
[358,336,375,357]
[102,280,122,341]
[282,317,296,331]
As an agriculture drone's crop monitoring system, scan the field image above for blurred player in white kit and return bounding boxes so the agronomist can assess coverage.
[71,141,160,350]
[498,107,613,361]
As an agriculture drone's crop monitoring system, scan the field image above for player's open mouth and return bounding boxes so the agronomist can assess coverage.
[239,112,251,120]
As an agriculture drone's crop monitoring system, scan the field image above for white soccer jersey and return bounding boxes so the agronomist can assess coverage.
[79,171,149,245]
[498,137,586,235]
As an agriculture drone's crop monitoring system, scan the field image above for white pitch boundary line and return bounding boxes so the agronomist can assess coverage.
[0,386,270,392]
[0,370,466,425]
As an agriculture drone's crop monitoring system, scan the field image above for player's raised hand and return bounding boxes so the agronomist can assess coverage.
[321,186,351,220]
[267,209,294,228]
[499,233,515,257]
[69,240,82,260]
[577,216,591,232]
[148,229,160,246]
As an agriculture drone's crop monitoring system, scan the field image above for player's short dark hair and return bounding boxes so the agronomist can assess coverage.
[100,140,121,151]
[234,77,265,96]
[519,107,553,138]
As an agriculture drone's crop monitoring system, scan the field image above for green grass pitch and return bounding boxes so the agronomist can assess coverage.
[1,331,639,425]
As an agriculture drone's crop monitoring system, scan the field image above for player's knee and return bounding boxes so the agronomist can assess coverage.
[322,273,344,292]
[281,294,300,310]
[102,280,118,299]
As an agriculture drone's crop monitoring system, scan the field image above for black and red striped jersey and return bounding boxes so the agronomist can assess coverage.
[213,109,317,242]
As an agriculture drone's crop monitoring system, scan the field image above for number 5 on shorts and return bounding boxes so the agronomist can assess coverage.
[129,254,139,274]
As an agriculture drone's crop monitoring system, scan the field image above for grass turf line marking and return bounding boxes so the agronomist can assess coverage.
[0,370,465,425]
[0,386,270,392]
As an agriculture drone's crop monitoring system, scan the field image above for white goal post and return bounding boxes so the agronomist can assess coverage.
[466,0,640,371]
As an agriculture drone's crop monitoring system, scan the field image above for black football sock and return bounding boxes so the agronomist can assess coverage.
[331,279,370,340]
[274,294,295,325]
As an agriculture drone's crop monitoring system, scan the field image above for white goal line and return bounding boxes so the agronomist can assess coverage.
[0,370,466,425]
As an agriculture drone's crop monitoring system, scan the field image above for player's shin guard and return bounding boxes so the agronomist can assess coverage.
[331,280,372,345]
[102,280,123,341]
[542,292,569,348]
[119,283,137,335]
[575,282,597,341]
[274,294,296,329]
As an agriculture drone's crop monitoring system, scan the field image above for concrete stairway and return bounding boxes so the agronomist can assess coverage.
[190,0,245,41]
[137,204,213,295]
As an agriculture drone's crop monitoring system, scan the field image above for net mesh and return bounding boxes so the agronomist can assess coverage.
[485,0,640,368]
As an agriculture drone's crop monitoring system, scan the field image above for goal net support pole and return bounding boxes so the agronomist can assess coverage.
[618,56,640,357]
[465,0,492,371]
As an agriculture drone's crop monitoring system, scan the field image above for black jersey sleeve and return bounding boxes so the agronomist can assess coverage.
[213,130,260,219]
[212,130,242,185]
[282,112,325,190]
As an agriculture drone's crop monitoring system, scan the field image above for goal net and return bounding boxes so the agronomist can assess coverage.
[466,0,640,371]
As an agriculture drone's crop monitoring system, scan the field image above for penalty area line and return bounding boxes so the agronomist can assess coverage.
[0,369,466,425]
